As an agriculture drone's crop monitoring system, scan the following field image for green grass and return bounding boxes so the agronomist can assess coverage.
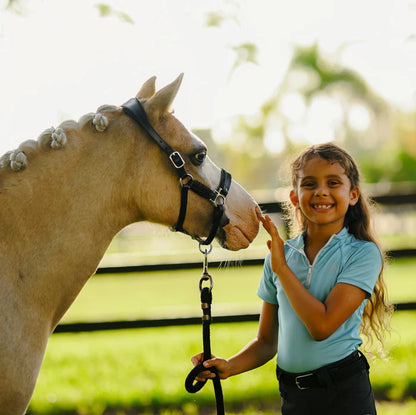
[27,258,416,414]
[30,323,275,414]
[29,313,416,414]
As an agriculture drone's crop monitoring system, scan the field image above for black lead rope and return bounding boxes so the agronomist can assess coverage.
[185,245,224,415]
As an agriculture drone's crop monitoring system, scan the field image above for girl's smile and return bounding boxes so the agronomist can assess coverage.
[312,204,334,211]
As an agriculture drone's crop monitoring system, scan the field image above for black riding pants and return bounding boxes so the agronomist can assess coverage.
[277,353,377,415]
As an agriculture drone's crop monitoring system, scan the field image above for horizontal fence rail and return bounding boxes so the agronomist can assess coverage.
[54,302,416,334]
[95,249,416,276]
[54,193,416,335]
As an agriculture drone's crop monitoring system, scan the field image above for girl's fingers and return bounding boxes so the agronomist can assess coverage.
[194,359,220,380]
[196,370,216,381]
[260,215,279,237]
[203,358,216,368]
[191,353,204,366]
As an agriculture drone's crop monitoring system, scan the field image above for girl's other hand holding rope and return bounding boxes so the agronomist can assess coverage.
[191,352,231,380]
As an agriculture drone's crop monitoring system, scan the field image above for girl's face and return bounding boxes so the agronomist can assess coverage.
[290,156,360,233]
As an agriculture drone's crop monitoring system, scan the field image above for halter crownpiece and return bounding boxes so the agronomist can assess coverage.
[121,97,232,246]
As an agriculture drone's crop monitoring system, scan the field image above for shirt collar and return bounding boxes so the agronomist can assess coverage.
[287,227,349,250]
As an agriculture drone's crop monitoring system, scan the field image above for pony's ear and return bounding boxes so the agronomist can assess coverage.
[144,73,184,116]
[136,76,156,99]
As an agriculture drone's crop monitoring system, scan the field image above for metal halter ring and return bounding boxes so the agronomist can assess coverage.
[210,188,226,207]
[180,173,193,188]
[199,242,213,255]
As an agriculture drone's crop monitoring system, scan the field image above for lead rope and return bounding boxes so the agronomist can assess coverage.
[185,243,225,415]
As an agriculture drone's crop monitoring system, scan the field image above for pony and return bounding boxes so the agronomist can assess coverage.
[0,74,260,414]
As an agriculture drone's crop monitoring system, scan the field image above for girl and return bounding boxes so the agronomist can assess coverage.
[191,143,391,415]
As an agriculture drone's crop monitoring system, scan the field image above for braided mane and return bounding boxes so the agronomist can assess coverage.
[0,104,118,172]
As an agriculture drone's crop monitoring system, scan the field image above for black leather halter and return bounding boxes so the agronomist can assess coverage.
[121,98,232,246]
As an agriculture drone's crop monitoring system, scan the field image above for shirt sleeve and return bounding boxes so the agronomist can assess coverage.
[337,241,382,298]
[257,253,279,304]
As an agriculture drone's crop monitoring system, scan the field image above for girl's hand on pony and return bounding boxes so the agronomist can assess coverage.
[256,207,288,276]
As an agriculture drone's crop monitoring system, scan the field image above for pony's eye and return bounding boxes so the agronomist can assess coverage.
[192,151,207,166]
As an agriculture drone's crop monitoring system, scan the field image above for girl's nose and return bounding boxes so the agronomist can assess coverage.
[315,184,329,196]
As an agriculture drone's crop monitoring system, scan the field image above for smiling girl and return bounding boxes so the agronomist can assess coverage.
[191,143,392,415]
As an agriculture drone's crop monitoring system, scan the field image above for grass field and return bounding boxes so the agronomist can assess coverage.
[27,257,416,414]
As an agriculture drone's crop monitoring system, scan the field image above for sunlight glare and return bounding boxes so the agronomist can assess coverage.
[348,104,371,131]
[304,96,343,144]
[264,128,285,154]
[280,93,306,122]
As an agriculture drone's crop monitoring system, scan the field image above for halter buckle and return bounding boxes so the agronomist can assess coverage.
[169,151,185,169]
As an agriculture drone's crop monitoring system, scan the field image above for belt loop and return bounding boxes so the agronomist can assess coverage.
[359,350,370,371]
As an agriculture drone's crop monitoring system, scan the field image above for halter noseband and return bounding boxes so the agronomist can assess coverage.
[121,98,232,246]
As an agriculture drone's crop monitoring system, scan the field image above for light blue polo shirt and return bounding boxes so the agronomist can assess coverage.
[257,227,382,373]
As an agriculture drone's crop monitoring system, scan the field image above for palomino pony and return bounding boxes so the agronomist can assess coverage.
[0,74,259,414]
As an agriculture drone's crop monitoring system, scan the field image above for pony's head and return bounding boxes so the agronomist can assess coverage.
[121,74,259,250]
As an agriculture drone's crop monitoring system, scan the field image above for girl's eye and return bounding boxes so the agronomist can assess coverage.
[192,151,207,166]
[328,180,340,186]
[301,182,315,188]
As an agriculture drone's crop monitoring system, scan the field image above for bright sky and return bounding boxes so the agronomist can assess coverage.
[0,0,415,155]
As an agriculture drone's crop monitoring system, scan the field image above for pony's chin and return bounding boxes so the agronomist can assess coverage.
[220,224,253,251]
[186,220,257,251]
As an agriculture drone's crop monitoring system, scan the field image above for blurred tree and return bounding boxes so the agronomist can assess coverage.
[3,1,134,23]
[223,43,415,191]
[204,2,260,79]
[95,3,134,24]
[5,0,22,13]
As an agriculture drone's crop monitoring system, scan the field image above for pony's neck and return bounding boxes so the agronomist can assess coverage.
[0,128,139,331]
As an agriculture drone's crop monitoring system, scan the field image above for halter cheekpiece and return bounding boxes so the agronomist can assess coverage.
[121,98,232,246]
